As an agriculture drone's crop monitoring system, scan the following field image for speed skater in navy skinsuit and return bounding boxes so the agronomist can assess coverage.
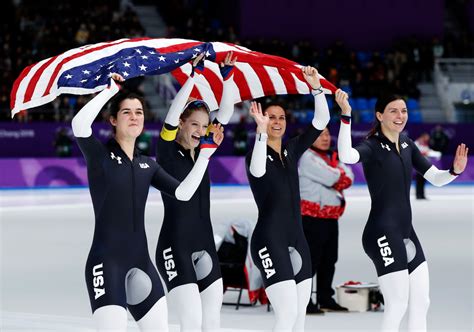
[246,66,330,332]
[72,73,222,331]
[155,52,236,332]
[336,89,469,332]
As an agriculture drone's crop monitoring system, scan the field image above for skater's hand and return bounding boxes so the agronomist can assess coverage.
[302,66,321,90]
[219,51,237,80]
[452,143,468,174]
[249,101,269,134]
[208,123,224,146]
[335,89,351,116]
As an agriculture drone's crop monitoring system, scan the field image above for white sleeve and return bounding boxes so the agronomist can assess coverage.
[340,162,355,181]
[174,142,218,201]
[71,80,119,138]
[215,76,235,125]
[337,120,360,164]
[423,165,457,187]
[427,150,442,158]
[311,93,330,130]
[299,152,341,187]
[249,134,267,178]
[165,75,195,126]
[174,154,209,201]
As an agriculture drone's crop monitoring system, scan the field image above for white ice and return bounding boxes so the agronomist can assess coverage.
[1,184,473,331]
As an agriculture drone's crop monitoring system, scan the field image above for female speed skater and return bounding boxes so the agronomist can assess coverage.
[155,52,236,332]
[71,73,222,331]
[335,89,468,331]
[245,66,330,332]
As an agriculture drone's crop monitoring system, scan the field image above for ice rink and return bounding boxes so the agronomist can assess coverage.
[1,184,473,331]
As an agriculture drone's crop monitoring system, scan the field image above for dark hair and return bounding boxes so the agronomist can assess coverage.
[179,99,210,121]
[109,92,147,134]
[262,102,287,116]
[109,92,147,119]
[367,94,405,138]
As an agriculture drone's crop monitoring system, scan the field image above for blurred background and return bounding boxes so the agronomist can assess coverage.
[1,0,473,188]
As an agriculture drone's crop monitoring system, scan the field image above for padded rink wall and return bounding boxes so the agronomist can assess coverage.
[1,156,473,188]
[1,121,473,188]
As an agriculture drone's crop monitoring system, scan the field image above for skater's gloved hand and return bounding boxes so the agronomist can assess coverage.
[199,123,224,159]
[335,89,351,116]
[219,51,237,80]
[107,73,124,93]
[191,52,206,77]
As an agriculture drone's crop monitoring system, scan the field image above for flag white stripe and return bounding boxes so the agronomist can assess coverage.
[177,64,219,111]
[263,66,287,95]
[203,61,225,106]
[14,58,53,113]
[30,40,129,99]
[235,63,264,99]
[203,61,222,81]
[211,42,253,55]
[194,77,219,111]
[291,72,311,94]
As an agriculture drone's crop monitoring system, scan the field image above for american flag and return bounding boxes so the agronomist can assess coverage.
[10,37,337,117]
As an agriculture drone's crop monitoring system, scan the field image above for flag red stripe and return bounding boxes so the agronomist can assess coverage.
[251,64,276,96]
[171,68,188,86]
[278,68,298,95]
[10,63,35,109]
[171,69,203,100]
[321,79,337,93]
[23,56,59,103]
[190,85,203,100]
[200,68,223,104]
[232,67,253,100]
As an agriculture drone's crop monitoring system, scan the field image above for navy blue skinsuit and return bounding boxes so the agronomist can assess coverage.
[355,132,432,277]
[78,136,179,321]
[246,125,323,287]
[155,136,221,292]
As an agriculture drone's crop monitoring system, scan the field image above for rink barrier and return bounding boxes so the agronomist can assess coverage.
[1,122,473,157]
[1,156,473,188]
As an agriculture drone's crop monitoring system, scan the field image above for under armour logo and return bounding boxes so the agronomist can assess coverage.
[139,163,150,169]
[380,143,391,151]
[267,155,274,162]
[401,142,408,149]
[110,152,122,164]
[284,149,288,157]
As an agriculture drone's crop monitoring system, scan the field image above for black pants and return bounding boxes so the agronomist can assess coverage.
[302,216,339,305]
[416,173,426,199]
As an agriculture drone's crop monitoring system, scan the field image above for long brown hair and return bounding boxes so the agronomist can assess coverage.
[367,94,405,138]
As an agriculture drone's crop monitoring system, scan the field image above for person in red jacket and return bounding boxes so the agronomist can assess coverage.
[414,133,441,199]
[298,126,354,313]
